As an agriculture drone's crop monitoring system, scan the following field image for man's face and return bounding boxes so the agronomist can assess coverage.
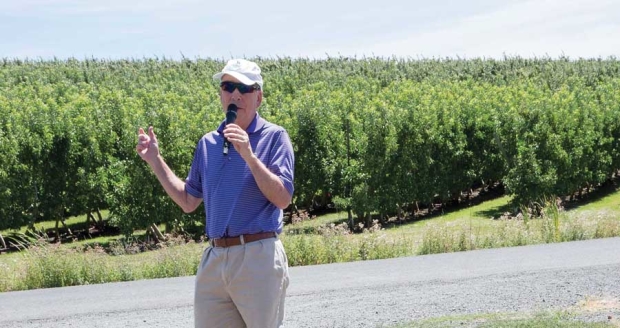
[219,74,262,130]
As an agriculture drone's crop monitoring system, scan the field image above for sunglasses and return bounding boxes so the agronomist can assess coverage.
[220,81,260,94]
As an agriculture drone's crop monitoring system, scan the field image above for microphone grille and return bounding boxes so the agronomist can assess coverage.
[226,104,238,123]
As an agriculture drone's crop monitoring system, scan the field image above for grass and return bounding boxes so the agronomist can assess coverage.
[283,210,350,234]
[287,196,517,238]
[66,228,164,249]
[390,294,620,327]
[571,190,620,212]
[1,188,620,292]
[0,210,110,235]
[390,309,617,327]
[0,210,168,251]
[0,238,204,292]
[283,221,411,265]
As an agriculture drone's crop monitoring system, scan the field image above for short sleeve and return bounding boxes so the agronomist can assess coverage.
[268,129,295,197]
[185,139,205,198]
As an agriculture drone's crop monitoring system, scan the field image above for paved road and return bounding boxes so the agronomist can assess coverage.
[1,237,619,327]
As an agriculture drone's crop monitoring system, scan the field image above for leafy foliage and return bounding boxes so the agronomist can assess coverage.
[1,56,619,233]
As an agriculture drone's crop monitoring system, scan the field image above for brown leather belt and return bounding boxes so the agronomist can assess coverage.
[210,232,277,248]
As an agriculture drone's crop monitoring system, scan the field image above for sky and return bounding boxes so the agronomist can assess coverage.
[0,0,618,61]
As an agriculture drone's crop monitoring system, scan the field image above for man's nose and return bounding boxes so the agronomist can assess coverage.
[231,88,243,99]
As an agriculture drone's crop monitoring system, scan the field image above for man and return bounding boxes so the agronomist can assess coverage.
[136,58,294,328]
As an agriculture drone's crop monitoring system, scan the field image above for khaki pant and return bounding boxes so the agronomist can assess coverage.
[194,237,289,328]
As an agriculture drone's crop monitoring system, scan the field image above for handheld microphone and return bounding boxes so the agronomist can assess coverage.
[223,104,238,156]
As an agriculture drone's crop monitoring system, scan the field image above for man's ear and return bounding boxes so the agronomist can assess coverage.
[256,90,263,108]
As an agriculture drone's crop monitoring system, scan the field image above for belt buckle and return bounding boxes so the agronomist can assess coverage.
[239,234,245,245]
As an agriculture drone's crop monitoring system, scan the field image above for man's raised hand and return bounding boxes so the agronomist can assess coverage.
[136,126,159,163]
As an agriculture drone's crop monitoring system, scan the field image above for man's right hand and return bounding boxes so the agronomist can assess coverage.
[136,126,160,164]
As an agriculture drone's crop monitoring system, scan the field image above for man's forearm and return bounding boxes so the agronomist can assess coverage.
[246,154,291,209]
[148,155,200,213]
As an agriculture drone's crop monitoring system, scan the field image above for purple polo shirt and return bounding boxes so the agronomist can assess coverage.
[185,113,294,239]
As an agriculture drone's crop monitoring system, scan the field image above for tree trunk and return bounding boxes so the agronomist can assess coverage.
[148,223,165,243]
[54,214,72,242]
[54,219,60,242]
[85,212,96,237]
[347,207,353,232]
[146,226,158,243]
[28,181,39,232]
[95,209,105,230]
[86,212,93,225]
[0,232,6,249]
[61,218,72,236]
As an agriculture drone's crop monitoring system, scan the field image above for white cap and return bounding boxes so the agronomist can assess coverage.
[213,59,263,90]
